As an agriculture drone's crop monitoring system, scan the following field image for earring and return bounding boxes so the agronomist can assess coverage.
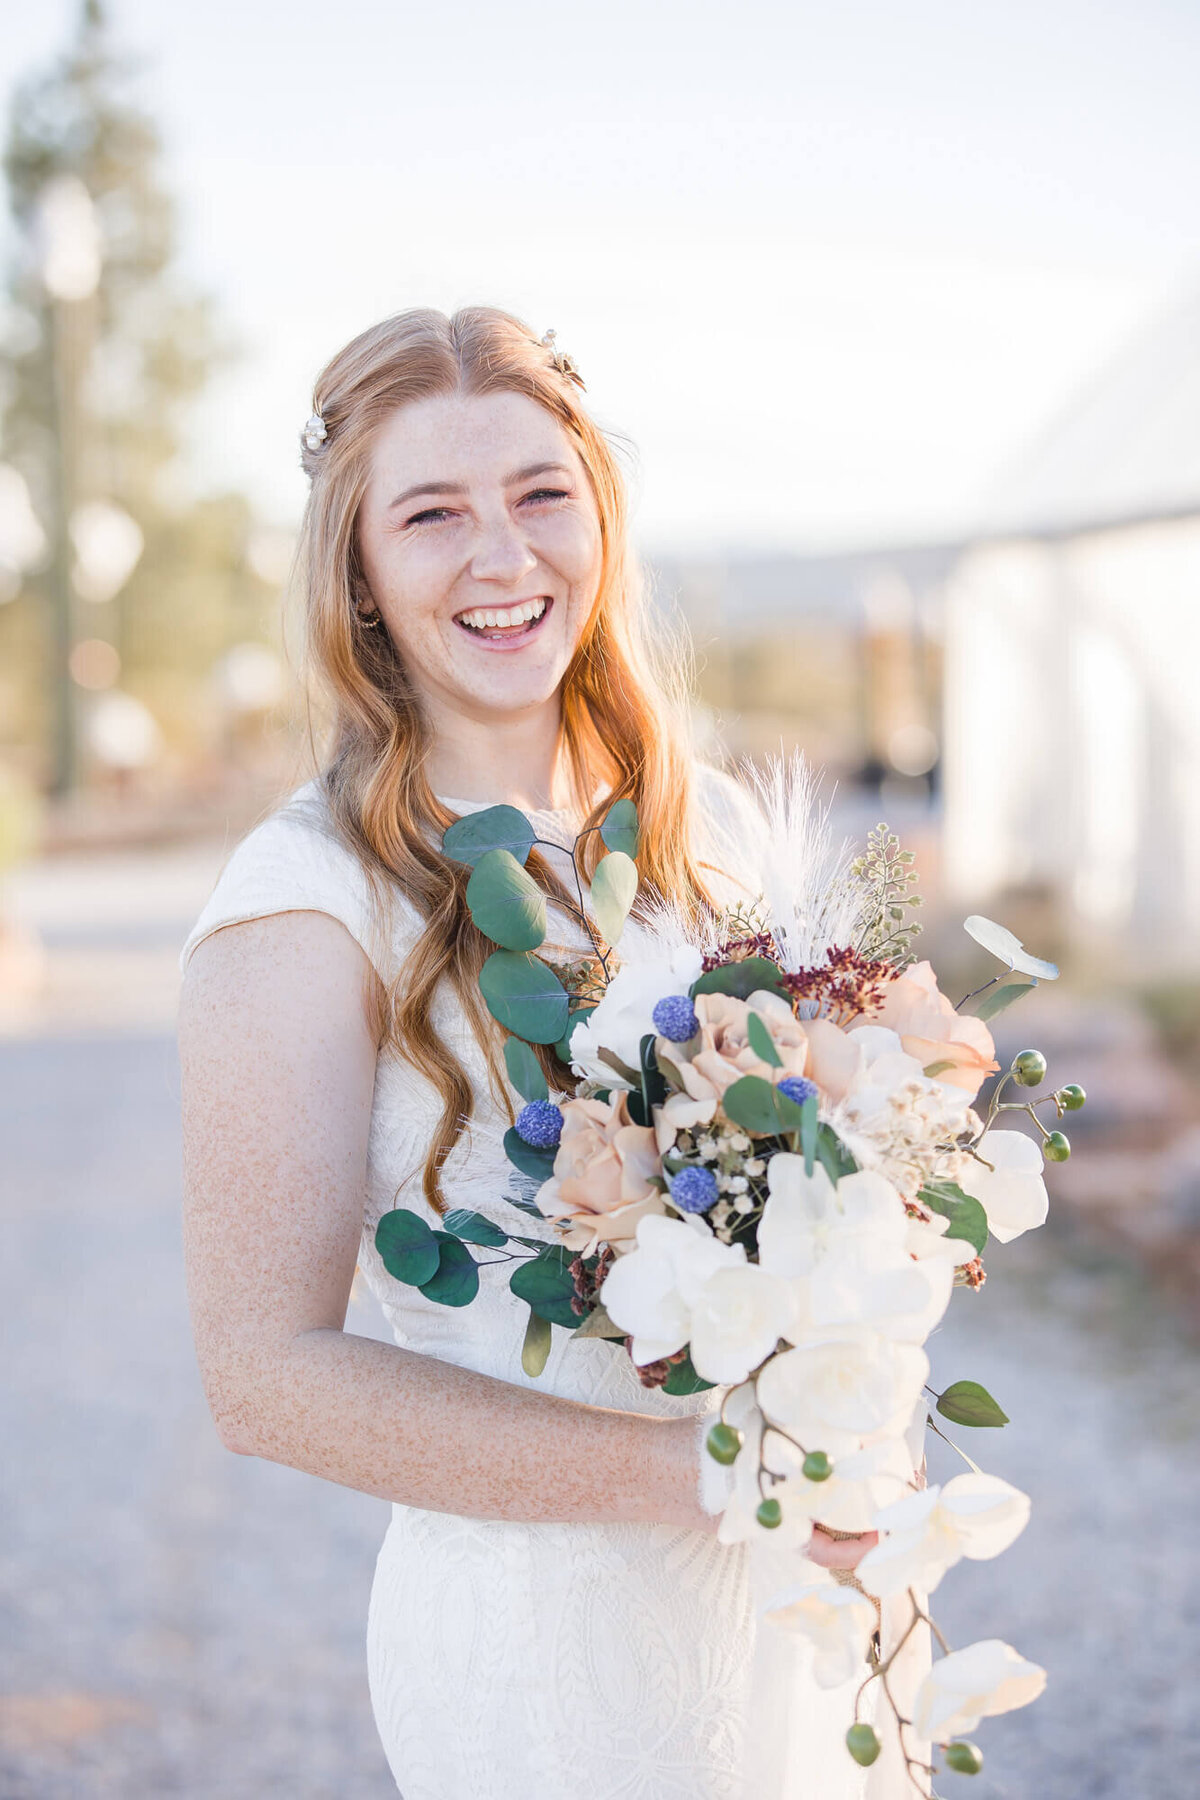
[356,607,382,628]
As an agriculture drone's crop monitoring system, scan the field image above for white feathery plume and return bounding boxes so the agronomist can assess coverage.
[739,751,866,972]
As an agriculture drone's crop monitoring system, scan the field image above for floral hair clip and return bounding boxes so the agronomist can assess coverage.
[540,328,586,391]
[302,411,328,452]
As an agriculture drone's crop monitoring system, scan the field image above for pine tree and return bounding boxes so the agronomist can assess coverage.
[0,0,279,797]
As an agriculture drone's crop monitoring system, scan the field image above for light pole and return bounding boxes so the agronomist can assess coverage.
[33,173,102,801]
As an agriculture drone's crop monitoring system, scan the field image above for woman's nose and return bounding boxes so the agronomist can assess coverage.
[469,514,538,583]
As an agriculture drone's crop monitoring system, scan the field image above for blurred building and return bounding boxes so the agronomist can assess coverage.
[654,289,1200,970]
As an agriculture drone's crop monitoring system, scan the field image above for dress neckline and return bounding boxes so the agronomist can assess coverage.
[434,792,584,822]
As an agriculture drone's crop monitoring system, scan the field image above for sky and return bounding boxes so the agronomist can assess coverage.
[3,0,1200,554]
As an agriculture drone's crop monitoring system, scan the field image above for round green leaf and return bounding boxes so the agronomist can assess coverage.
[419,1233,480,1307]
[509,1245,579,1328]
[920,1181,989,1256]
[441,1208,508,1247]
[690,957,789,1002]
[599,797,639,858]
[721,1074,808,1137]
[504,1036,549,1102]
[442,804,535,867]
[466,848,547,950]
[521,1306,553,1377]
[590,850,638,947]
[935,1379,1010,1428]
[375,1208,440,1286]
[503,1125,558,1184]
[479,951,570,1044]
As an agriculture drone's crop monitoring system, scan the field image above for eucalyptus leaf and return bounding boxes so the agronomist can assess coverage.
[691,957,789,1003]
[442,804,536,867]
[746,1010,783,1068]
[590,850,638,947]
[571,1302,626,1340]
[479,951,570,1044]
[503,1035,549,1102]
[976,979,1037,1023]
[465,848,547,951]
[441,1208,509,1248]
[521,1306,553,1377]
[503,1126,558,1184]
[419,1233,480,1307]
[555,1004,595,1065]
[510,1244,579,1328]
[815,1124,858,1185]
[599,797,640,859]
[661,1350,716,1396]
[722,1074,808,1137]
[375,1208,441,1286]
[935,1378,1009,1428]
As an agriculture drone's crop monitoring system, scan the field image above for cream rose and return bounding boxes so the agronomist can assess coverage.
[866,960,999,1097]
[535,1092,665,1254]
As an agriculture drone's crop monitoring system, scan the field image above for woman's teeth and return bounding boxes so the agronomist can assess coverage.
[457,597,548,633]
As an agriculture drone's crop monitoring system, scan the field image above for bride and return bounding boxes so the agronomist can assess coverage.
[177,304,928,1798]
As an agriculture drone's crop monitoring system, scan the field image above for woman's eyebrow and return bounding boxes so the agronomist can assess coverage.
[388,461,573,510]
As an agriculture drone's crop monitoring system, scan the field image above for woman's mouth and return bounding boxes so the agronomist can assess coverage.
[453,596,553,647]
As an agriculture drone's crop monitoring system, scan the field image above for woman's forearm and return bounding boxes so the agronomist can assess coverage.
[209,1323,706,1529]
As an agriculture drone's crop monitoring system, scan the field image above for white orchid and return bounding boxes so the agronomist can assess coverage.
[959,1130,1049,1243]
[599,1214,793,1384]
[755,1328,929,1459]
[713,1391,818,1551]
[771,1434,918,1534]
[568,944,705,1086]
[758,1159,953,1344]
[759,1574,879,1686]
[912,1639,1047,1742]
[857,1472,1031,1597]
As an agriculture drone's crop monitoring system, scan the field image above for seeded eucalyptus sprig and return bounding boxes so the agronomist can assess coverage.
[851,823,923,967]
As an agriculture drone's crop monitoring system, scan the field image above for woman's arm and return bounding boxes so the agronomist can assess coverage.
[177,908,707,1530]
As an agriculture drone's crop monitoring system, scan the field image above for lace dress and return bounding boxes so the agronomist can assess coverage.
[178,766,924,1800]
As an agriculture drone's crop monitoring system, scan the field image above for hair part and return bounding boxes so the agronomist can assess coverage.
[292,304,719,1212]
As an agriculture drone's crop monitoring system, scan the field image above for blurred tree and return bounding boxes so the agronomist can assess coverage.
[0,0,281,796]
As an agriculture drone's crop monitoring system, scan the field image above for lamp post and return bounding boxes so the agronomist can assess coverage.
[33,173,102,801]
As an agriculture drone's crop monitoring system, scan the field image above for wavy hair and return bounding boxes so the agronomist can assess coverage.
[291,305,719,1212]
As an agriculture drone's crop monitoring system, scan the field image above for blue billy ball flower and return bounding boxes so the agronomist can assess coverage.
[652,995,700,1042]
[777,1075,818,1108]
[515,1099,564,1149]
[670,1166,719,1214]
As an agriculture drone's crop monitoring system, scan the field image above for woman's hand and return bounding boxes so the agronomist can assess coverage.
[806,1524,879,1570]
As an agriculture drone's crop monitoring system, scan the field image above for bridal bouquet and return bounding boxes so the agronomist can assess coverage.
[375,759,1081,1791]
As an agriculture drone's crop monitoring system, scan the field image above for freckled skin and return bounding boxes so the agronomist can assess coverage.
[178,388,876,1564]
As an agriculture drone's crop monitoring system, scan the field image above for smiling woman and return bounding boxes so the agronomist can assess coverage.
[177,305,890,1800]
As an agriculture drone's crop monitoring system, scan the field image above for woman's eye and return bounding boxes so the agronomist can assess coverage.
[406,507,453,527]
[521,487,570,506]
[405,489,569,528]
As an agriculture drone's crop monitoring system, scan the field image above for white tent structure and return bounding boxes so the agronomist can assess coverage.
[942,290,1200,968]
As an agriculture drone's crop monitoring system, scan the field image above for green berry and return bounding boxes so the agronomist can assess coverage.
[1012,1049,1047,1087]
[755,1496,783,1529]
[705,1421,743,1466]
[802,1450,833,1482]
[1058,1083,1086,1111]
[1044,1130,1071,1162]
[944,1739,984,1774]
[846,1723,881,1767]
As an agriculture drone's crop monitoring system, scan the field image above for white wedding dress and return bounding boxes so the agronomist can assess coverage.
[178,764,928,1800]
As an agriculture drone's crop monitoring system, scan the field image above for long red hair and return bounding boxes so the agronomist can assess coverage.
[291,305,719,1211]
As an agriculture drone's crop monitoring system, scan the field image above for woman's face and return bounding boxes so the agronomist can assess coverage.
[356,388,603,725]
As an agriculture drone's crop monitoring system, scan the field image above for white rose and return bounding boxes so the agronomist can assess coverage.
[958,1131,1049,1243]
[912,1639,1047,1742]
[760,1575,879,1687]
[568,945,705,1086]
[857,1472,1031,1597]
[755,1329,929,1458]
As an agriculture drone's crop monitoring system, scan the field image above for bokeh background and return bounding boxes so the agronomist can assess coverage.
[2,3,1199,1796]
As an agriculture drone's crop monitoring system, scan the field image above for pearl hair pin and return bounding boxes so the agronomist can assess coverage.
[302,411,328,451]
[539,328,586,390]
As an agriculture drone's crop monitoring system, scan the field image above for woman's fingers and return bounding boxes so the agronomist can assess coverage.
[807,1525,879,1569]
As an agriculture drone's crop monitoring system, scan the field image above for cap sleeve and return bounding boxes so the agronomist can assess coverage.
[178,787,396,980]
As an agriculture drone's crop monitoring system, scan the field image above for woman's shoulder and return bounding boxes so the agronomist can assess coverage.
[178,776,409,980]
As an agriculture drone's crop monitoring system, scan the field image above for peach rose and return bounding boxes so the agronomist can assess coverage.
[866,960,999,1097]
[654,990,811,1150]
[536,1092,665,1254]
